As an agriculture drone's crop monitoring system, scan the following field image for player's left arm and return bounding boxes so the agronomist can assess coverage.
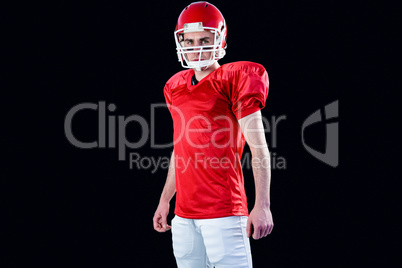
[238,110,274,239]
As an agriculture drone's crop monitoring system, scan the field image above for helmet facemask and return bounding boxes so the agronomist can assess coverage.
[174,22,226,71]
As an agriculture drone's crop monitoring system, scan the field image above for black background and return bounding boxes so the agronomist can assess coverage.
[2,0,398,267]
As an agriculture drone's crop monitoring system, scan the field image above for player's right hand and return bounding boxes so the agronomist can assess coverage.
[153,202,171,232]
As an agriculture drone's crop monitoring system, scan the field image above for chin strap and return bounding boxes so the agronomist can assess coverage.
[188,59,216,72]
[194,65,210,72]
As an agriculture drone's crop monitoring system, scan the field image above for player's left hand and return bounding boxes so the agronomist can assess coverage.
[247,206,274,239]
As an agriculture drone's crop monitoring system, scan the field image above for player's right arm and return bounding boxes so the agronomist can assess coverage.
[153,150,176,232]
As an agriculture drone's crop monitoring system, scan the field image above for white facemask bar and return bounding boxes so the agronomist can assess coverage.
[177,45,223,70]
[174,25,226,71]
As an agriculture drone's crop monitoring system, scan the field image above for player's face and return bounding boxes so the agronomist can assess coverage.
[183,31,215,62]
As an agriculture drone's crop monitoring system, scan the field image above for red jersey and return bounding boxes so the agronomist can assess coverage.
[164,61,269,219]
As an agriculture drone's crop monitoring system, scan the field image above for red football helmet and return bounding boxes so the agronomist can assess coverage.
[174,2,227,71]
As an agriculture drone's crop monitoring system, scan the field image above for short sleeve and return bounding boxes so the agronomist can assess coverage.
[163,70,189,115]
[164,83,173,114]
[231,64,269,120]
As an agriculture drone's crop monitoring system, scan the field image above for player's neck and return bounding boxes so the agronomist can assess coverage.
[194,62,220,81]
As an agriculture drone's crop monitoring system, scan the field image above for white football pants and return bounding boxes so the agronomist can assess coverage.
[171,215,252,268]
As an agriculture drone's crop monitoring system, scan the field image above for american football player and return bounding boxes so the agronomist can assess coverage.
[153,2,273,267]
